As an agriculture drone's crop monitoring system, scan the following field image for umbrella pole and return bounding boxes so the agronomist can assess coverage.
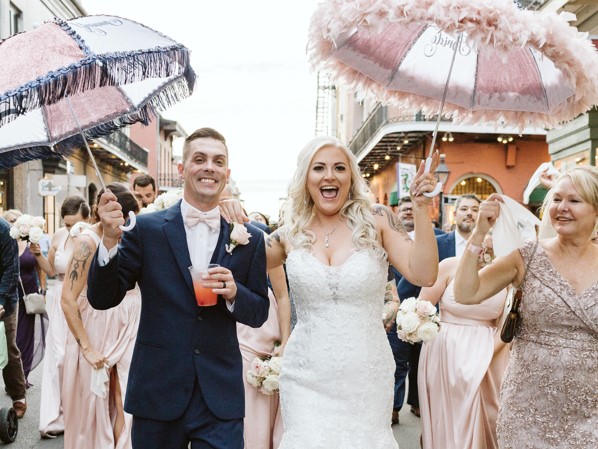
[423,33,462,198]
[65,98,136,231]
[65,98,107,192]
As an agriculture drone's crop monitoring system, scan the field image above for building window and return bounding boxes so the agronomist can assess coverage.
[451,176,496,200]
[9,3,23,36]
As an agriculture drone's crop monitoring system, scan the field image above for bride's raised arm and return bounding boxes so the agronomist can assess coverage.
[376,156,440,288]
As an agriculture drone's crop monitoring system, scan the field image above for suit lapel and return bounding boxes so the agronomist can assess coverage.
[212,218,231,266]
[163,201,194,294]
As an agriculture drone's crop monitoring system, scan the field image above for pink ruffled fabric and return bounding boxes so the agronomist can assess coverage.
[308,0,598,130]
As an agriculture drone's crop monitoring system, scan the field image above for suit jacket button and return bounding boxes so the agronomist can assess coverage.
[197,314,203,321]
[194,349,201,355]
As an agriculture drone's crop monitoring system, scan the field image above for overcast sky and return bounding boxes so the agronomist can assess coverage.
[81,0,321,220]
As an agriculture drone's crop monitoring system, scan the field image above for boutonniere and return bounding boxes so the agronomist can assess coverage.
[226,222,251,255]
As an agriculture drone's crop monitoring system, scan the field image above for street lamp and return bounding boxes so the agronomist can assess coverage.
[434,154,451,227]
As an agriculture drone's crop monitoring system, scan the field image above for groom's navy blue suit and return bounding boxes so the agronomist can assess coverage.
[87,201,269,447]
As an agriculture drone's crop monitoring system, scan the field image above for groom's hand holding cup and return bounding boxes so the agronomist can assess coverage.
[98,190,125,250]
[189,264,237,306]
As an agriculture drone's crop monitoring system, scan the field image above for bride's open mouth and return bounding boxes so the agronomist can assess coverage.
[320,186,338,199]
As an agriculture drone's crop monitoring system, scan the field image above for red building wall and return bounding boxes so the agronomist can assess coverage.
[440,140,548,200]
[371,138,549,205]
[130,120,158,180]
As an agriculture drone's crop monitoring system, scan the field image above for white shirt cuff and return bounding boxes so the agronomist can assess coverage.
[98,241,118,266]
[226,300,235,312]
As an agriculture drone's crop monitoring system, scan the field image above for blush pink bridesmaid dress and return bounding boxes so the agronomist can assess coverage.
[237,289,283,449]
[418,280,510,449]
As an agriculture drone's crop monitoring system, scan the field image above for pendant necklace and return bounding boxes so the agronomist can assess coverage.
[323,225,337,248]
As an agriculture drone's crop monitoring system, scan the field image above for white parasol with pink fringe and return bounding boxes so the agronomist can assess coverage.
[308,0,598,194]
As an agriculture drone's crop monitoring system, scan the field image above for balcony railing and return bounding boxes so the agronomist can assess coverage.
[517,0,548,10]
[348,105,437,155]
[98,130,149,168]
[349,105,387,156]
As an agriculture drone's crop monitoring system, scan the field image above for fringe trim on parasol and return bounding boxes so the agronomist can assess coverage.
[308,0,598,130]
[0,75,192,170]
[0,18,194,128]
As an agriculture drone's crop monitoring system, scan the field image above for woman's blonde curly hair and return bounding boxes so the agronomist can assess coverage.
[283,136,382,253]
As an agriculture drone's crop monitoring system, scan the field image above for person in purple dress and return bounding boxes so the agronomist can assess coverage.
[3,209,48,388]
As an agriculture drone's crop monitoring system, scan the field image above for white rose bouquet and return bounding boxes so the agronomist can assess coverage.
[139,187,183,214]
[396,297,440,344]
[245,355,282,395]
[9,214,46,243]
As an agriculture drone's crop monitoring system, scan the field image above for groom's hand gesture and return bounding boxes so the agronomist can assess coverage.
[98,190,125,250]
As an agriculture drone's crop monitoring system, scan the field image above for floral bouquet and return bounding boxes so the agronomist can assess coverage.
[9,214,45,243]
[139,187,183,214]
[245,355,282,395]
[396,297,440,344]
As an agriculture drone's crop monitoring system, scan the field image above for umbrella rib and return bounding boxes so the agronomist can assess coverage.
[528,48,551,113]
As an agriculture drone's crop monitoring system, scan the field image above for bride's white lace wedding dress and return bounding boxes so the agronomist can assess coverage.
[278,249,399,449]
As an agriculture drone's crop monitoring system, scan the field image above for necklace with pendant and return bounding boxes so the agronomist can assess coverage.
[323,225,337,248]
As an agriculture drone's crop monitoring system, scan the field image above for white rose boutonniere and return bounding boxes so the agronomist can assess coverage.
[226,223,251,255]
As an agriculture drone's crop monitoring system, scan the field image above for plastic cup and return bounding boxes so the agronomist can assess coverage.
[189,264,220,306]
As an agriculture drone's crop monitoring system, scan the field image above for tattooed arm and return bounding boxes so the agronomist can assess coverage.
[61,233,107,370]
[265,229,288,271]
[372,204,438,288]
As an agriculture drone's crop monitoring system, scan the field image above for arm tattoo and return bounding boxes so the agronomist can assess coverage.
[68,241,93,290]
[372,205,410,240]
[266,231,282,248]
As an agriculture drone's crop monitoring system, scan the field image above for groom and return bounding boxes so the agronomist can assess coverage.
[87,127,269,448]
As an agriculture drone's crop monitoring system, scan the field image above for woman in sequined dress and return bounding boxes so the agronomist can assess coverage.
[454,166,598,449]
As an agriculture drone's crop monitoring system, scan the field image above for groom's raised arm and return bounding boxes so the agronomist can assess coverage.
[87,190,139,310]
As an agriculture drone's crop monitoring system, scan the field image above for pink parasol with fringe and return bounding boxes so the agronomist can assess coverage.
[308,0,598,131]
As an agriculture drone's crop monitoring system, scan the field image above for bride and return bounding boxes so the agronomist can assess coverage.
[262,136,440,448]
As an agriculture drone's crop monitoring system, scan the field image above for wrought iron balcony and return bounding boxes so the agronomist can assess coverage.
[517,0,548,10]
[95,130,149,170]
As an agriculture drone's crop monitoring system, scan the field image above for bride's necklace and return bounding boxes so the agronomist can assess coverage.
[323,225,337,248]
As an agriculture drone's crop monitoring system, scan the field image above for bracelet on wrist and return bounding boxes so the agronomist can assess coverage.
[467,243,484,256]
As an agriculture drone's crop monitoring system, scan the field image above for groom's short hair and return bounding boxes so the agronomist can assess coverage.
[182,127,228,162]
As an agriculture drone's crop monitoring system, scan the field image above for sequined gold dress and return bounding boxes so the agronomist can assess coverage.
[497,241,598,449]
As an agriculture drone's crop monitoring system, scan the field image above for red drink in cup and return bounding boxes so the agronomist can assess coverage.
[189,264,219,306]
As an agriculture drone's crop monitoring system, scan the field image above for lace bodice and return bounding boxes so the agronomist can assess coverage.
[287,249,388,331]
[279,249,398,449]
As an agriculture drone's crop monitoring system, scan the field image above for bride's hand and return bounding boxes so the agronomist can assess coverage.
[410,151,440,205]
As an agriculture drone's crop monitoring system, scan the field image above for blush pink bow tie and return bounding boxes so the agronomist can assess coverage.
[184,208,220,231]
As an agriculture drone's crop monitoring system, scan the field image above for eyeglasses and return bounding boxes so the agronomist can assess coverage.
[399,208,413,213]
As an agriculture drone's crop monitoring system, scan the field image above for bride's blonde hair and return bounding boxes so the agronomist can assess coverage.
[283,136,381,252]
